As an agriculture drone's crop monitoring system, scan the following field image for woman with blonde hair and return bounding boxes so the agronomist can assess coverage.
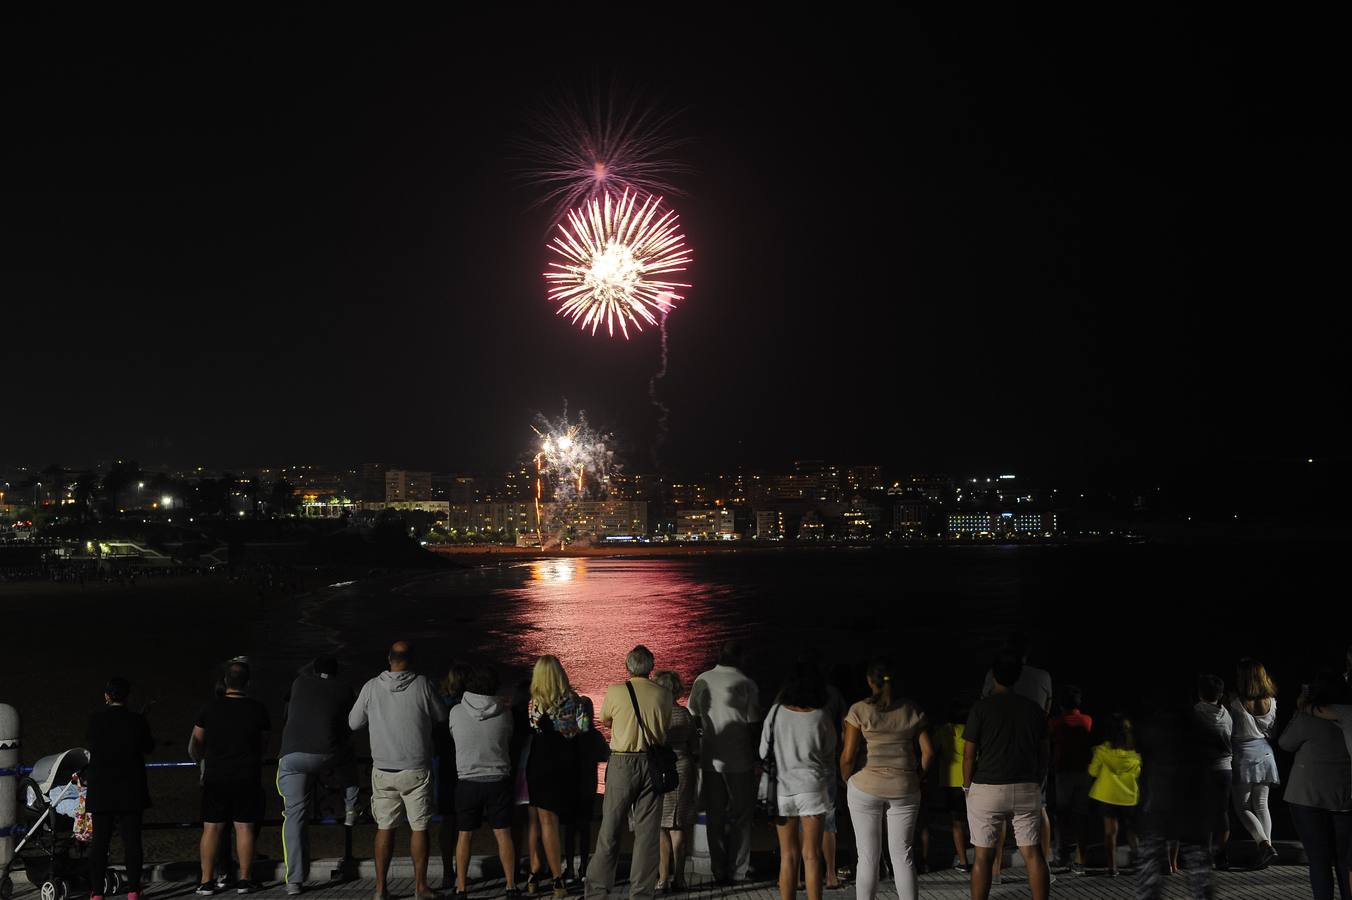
[1230,657,1280,867]
[840,659,933,900]
[524,655,588,897]
[653,670,699,891]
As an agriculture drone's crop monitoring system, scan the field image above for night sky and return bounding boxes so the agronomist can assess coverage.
[4,9,1345,480]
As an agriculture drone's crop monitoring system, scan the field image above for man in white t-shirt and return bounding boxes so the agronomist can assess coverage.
[688,641,761,885]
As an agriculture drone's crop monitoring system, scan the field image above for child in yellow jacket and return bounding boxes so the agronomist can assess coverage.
[930,699,972,872]
[1088,714,1142,876]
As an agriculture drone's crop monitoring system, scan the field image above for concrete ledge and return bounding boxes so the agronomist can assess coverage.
[146,855,680,884]
[129,839,1308,883]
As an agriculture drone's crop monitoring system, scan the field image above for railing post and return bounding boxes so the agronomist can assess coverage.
[0,704,19,869]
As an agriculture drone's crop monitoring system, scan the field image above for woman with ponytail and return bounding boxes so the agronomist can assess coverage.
[839,660,934,900]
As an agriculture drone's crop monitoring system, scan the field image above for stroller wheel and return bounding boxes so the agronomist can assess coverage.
[105,869,126,896]
[40,879,68,900]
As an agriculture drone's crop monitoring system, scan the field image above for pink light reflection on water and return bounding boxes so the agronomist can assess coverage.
[503,557,736,709]
[501,558,739,789]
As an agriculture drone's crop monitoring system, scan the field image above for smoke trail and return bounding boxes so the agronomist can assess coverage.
[648,307,671,470]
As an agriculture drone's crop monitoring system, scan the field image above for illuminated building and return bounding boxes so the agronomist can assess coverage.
[906,474,953,504]
[675,508,736,541]
[947,510,1059,538]
[845,465,885,494]
[893,498,929,535]
[842,502,885,539]
[385,470,432,502]
[754,509,784,540]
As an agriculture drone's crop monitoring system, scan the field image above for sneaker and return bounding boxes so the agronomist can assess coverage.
[953,864,969,875]
[196,885,218,896]
[215,874,231,890]
[1070,863,1086,876]
[286,885,303,897]
[1106,870,1120,878]
[236,880,260,894]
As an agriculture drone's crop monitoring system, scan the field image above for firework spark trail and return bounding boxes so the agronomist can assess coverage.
[545,190,692,339]
[516,84,692,225]
[648,305,671,469]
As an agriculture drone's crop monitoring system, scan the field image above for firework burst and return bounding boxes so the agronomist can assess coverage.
[532,412,614,503]
[517,85,692,223]
[545,190,692,338]
[530,411,615,546]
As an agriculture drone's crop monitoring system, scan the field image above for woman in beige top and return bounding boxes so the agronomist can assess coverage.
[839,659,934,900]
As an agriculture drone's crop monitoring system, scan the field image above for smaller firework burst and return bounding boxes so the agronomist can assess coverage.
[532,412,614,504]
[516,84,692,223]
[545,190,692,339]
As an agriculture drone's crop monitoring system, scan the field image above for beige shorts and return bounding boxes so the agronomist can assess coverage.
[966,782,1043,848]
[371,767,433,831]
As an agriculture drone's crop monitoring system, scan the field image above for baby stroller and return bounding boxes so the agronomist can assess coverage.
[1,749,122,900]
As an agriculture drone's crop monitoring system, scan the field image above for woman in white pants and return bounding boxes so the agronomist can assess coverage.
[840,659,935,900]
[1229,658,1280,867]
[760,661,838,900]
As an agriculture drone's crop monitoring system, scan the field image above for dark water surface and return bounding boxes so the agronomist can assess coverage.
[259,542,1344,724]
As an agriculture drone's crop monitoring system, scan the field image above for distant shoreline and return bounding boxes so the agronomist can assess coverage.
[424,535,1127,563]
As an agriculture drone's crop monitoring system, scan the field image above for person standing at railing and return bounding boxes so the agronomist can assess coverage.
[1230,657,1281,868]
[277,656,360,896]
[86,677,154,900]
[585,645,672,900]
[191,660,271,896]
[688,640,761,887]
[449,665,518,900]
[349,640,448,900]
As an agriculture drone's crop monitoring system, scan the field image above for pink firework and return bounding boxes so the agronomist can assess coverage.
[517,85,692,223]
[545,190,692,338]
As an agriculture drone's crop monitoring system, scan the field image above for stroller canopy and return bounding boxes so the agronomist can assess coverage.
[28,748,90,795]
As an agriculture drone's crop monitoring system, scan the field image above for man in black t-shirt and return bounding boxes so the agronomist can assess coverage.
[190,660,271,895]
[277,656,359,894]
[963,654,1050,900]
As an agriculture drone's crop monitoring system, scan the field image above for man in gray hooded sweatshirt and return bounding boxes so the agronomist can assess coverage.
[349,641,447,900]
[448,665,516,900]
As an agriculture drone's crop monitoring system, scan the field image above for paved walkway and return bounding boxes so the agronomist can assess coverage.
[6,867,1318,900]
